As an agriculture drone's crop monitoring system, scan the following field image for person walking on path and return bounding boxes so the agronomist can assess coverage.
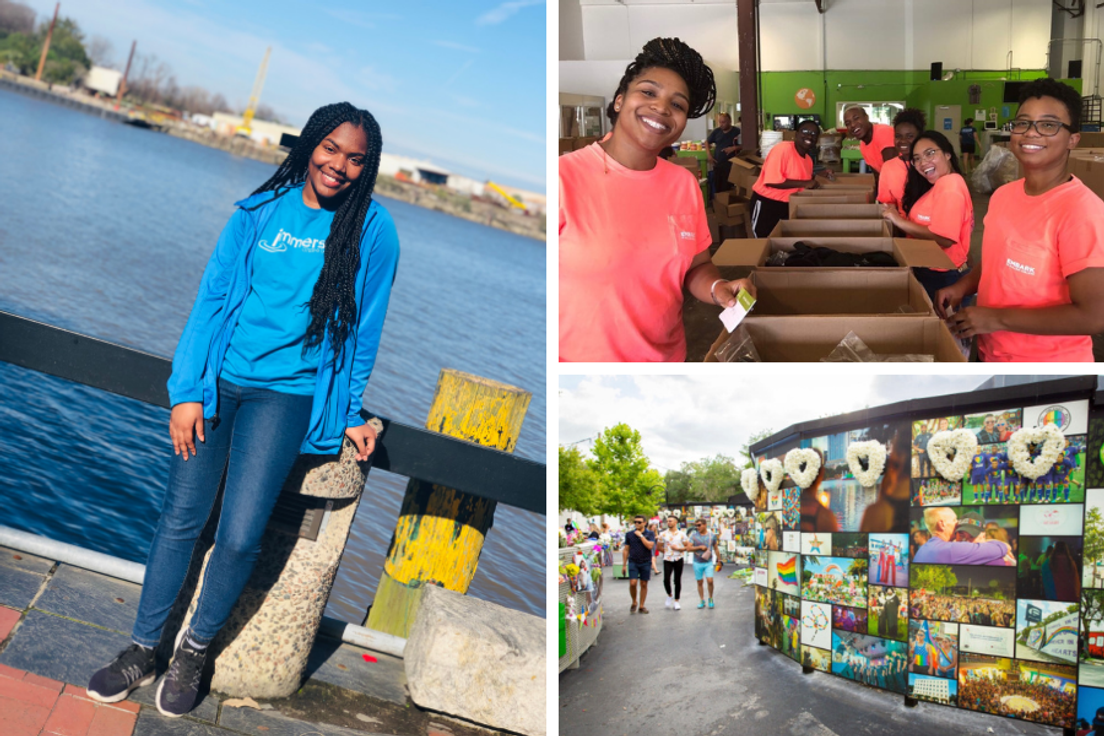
[622,515,656,613]
[84,102,399,718]
[658,515,690,610]
[649,520,661,575]
[688,518,720,609]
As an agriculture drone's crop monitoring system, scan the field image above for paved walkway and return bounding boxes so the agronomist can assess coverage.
[560,566,1056,736]
[0,547,487,736]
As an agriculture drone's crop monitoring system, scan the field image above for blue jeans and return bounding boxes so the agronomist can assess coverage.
[131,379,314,647]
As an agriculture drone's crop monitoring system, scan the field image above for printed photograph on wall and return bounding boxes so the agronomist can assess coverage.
[782,486,800,530]
[959,624,1015,657]
[909,505,1018,565]
[964,409,1022,445]
[783,530,801,553]
[908,672,958,706]
[869,533,908,587]
[962,443,1013,505]
[1015,599,1079,665]
[868,585,908,641]
[908,620,958,678]
[911,477,962,507]
[782,593,802,618]
[1080,588,1104,687]
[769,550,802,596]
[831,631,908,693]
[802,531,832,556]
[1078,685,1104,731]
[801,599,832,650]
[755,587,772,642]
[1085,490,1104,590]
[832,604,868,633]
[957,654,1076,728]
[754,511,782,551]
[803,555,868,608]
[802,646,832,673]
[912,415,964,479]
[1024,399,1089,435]
[1021,504,1084,537]
[1016,536,1083,601]
[909,564,1016,626]
[831,532,867,558]
[1020,435,1087,505]
[1087,412,1104,489]
[799,422,910,534]
[782,615,801,661]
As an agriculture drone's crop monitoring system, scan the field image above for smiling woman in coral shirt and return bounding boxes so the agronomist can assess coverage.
[936,78,1104,361]
[558,37,755,362]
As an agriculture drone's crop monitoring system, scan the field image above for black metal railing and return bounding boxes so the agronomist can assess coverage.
[0,310,545,514]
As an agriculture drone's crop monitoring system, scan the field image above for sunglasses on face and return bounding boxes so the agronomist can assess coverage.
[1009,119,1074,136]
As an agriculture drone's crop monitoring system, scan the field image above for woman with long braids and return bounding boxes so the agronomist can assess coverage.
[85,102,399,717]
[881,130,973,301]
[876,108,926,217]
[559,37,755,362]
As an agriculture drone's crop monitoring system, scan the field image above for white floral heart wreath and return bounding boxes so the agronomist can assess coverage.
[846,441,887,487]
[671,508,682,519]
[784,448,822,489]
[926,429,978,482]
[725,508,736,518]
[1007,424,1065,480]
[741,468,759,498]
[759,458,785,494]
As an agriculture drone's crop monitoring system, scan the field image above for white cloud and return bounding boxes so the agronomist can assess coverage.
[322,9,403,29]
[559,375,991,475]
[475,0,543,26]
[432,40,481,54]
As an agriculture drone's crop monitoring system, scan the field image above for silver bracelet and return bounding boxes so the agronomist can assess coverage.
[710,279,726,306]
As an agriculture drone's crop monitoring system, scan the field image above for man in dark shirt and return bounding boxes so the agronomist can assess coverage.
[707,112,740,193]
[976,415,1001,444]
[621,515,656,613]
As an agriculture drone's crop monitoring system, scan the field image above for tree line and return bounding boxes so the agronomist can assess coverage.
[0,0,281,121]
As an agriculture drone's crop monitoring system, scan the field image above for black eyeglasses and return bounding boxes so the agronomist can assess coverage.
[1009,119,1074,136]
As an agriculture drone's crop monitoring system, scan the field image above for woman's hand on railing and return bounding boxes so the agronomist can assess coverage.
[345,423,378,462]
[170,402,205,461]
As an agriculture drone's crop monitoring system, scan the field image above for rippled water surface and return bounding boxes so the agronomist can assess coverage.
[0,90,546,621]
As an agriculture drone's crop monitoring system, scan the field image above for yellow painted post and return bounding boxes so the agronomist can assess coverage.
[365,369,530,638]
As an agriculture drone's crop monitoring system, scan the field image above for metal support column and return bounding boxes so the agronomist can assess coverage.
[737,0,760,154]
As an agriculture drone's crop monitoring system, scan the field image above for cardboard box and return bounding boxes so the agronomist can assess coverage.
[817,173,875,189]
[782,130,796,141]
[788,191,873,214]
[1082,158,1104,201]
[559,138,574,156]
[704,316,966,362]
[573,136,597,150]
[768,219,891,238]
[791,203,884,220]
[1078,132,1104,148]
[747,268,933,317]
[713,236,956,271]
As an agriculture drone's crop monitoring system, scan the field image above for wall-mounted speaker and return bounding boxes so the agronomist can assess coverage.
[930,62,943,81]
[1069,60,1083,79]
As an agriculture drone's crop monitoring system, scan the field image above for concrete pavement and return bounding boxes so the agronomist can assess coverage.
[560,566,1056,736]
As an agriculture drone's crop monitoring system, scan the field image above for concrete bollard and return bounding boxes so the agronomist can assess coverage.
[168,417,382,698]
[365,369,530,638]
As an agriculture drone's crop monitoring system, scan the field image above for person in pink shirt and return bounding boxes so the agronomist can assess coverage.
[881,131,973,300]
[936,78,1104,362]
[558,37,756,362]
[844,106,896,174]
[749,120,829,237]
[877,108,926,217]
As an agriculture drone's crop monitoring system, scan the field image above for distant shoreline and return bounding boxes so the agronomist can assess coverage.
[0,72,545,243]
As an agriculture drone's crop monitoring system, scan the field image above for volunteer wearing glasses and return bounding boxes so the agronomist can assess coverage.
[877,108,926,216]
[936,78,1104,362]
[881,131,973,300]
[749,120,831,237]
[559,37,756,362]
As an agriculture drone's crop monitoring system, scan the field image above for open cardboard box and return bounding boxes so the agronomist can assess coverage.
[817,173,875,188]
[769,219,890,238]
[704,316,966,362]
[713,236,955,271]
[788,191,872,213]
[791,203,884,220]
[747,268,933,317]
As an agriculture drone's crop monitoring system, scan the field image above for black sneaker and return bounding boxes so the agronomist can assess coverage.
[156,629,208,718]
[87,643,156,703]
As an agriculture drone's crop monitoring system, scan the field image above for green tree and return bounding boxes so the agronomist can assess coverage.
[684,454,743,503]
[664,468,691,506]
[1086,507,1104,587]
[910,564,957,594]
[848,558,868,580]
[588,423,664,520]
[558,445,601,515]
[1082,589,1104,661]
[0,15,90,83]
[739,428,775,469]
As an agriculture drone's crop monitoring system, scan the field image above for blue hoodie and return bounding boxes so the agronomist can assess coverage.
[167,185,400,454]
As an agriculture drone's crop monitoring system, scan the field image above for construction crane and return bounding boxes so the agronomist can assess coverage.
[236,46,271,137]
[486,181,527,212]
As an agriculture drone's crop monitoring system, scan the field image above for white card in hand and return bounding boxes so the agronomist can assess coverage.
[719,288,756,332]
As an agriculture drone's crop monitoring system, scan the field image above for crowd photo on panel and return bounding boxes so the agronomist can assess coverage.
[559,35,1104,363]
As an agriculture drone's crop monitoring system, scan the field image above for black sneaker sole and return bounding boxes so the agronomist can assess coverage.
[86,671,155,704]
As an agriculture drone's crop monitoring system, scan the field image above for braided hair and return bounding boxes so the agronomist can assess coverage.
[252,102,382,367]
[901,130,963,216]
[892,108,927,133]
[606,37,716,125]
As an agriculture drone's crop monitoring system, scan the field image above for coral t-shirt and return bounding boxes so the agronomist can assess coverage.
[877,156,909,214]
[906,173,972,270]
[859,124,895,173]
[752,141,813,203]
[977,176,1104,362]
[559,143,712,362]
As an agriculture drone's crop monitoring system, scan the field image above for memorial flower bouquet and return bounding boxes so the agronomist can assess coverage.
[1007,423,1065,480]
[784,448,822,489]
[846,440,886,487]
[927,429,978,482]
[741,467,759,498]
[760,458,785,494]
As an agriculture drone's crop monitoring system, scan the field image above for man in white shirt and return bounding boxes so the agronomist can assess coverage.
[658,515,690,610]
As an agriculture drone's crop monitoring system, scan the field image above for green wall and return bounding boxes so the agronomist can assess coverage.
[759,69,1076,130]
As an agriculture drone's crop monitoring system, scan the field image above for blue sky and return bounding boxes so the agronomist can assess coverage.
[24,0,546,191]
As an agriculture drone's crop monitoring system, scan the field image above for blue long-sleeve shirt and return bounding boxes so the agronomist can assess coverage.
[167,185,400,454]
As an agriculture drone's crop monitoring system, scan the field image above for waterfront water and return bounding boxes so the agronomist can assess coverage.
[0,89,546,621]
